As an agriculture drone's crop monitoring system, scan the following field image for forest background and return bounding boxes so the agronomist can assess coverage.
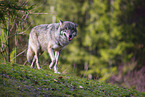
[0,0,145,92]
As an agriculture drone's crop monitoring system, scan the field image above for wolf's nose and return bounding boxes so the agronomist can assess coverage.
[69,35,72,38]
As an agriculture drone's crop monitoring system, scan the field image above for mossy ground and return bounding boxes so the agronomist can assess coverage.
[0,63,144,97]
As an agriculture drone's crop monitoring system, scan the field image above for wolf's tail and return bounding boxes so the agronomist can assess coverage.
[27,46,34,64]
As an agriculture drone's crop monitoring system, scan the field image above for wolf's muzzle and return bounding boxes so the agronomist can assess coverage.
[68,35,72,41]
[69,35,72,38]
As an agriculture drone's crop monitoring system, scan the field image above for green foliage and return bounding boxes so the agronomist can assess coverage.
[10,48,16,63]
[0,63,144,96]
[0,28,6,44]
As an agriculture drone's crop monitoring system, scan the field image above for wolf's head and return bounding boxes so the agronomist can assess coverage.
[59,20,77,41]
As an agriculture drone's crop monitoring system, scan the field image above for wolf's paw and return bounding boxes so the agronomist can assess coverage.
[54,71,61,74]
[30,66,34,69]
[49,65,52,69]
[38,67,42,70]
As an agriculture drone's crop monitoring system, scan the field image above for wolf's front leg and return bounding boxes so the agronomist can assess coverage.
[54,51,60,74]
[48,48,56,69]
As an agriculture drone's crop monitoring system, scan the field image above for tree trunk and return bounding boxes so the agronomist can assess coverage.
[6,12,10,62]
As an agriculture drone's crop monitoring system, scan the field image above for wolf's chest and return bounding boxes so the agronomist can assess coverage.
[50,39,69,51]
[51,44,63,51]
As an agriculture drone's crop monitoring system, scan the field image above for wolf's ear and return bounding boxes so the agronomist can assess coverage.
[59,20,63,26]
[74,32,77,37]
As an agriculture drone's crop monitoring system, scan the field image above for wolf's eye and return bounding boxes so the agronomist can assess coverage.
[65,28,67,31]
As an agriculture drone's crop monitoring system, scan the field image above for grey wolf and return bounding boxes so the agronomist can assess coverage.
[27,20,77,74]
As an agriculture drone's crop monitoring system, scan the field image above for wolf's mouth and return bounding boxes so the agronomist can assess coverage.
[68,37,72,41]
[64,33,72,41]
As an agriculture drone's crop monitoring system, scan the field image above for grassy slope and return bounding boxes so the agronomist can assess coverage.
[0,63,144,97]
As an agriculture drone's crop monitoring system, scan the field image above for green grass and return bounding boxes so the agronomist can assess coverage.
[0,63,144,97]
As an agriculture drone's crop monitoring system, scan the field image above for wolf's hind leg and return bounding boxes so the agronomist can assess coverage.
[30,47,41,69]
[31,56,36,68]
[34,53,41,69]
[48,48,56,69]
[54,51,60,74]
